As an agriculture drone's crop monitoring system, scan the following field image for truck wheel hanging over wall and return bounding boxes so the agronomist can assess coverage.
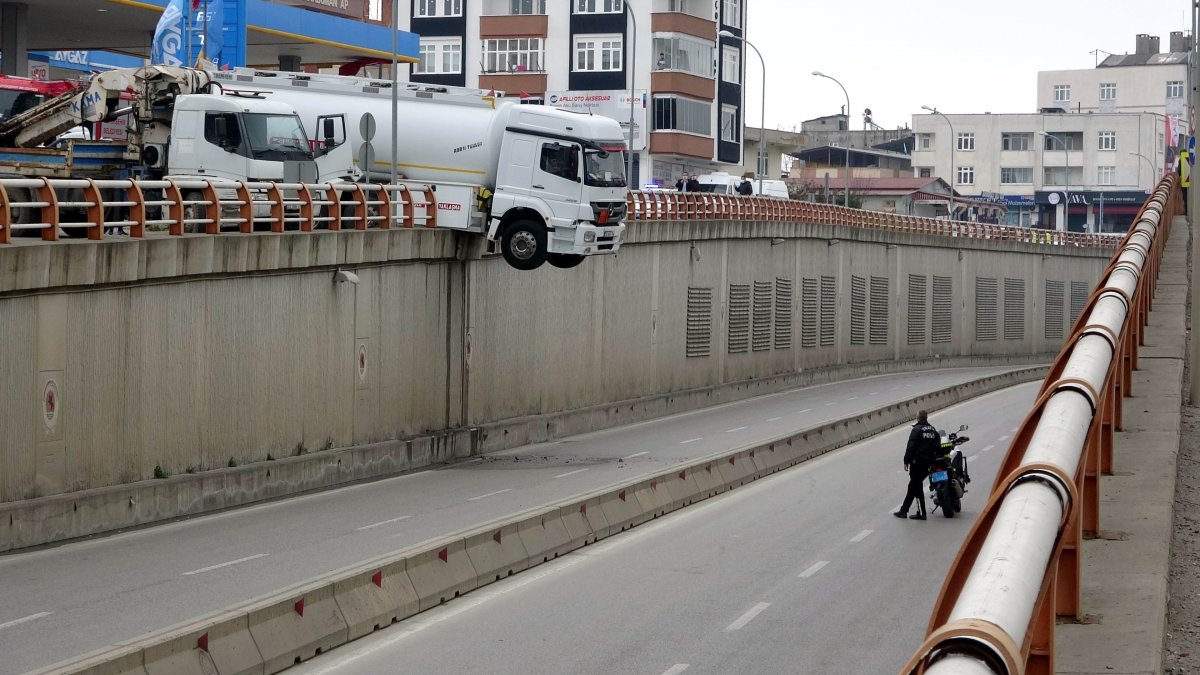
[501,219,548,271]
[547,253,585,269]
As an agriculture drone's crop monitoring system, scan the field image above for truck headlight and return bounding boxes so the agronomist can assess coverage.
[584,231,596,243]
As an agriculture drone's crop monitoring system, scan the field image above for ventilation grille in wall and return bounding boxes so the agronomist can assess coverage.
[870,276,890,345]
[932,275,953,344]
[686,287,713,358]
[801,277,818,348]
[1070,281,1089,326]
[775,277,794,349]
[820,275,836,347]
[907,274,927,345]
[976,277,998,341]
[728,284,750,354]
[850,275,867,345]
[1045,280,1064,341]
[752,281,773,351]
[1003,278,1026,340]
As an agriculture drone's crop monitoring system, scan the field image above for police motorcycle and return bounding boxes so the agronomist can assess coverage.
[928,425,971,518]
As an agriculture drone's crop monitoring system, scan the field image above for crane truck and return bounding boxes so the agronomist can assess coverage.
[210,68,629,270]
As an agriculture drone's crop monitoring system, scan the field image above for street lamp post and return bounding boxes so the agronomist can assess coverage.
[813,71,850,207]
[921,105,955,221]
[718,30,765,195]
[1039,132,1071,232]
[390,0,399,187]
[626,4,636,188]
[1129,151,1156,186]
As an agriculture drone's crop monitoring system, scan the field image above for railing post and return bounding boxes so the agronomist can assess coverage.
[83,178,105,241]
[235,182,254,234]
[36,177,60,241]
[296,183,315,233]
[376,185,392,230]
[265,183,286,233]
[200,180,221,235]
[0,182,10,244]
[164,178,184,237]
[126,181,146,239]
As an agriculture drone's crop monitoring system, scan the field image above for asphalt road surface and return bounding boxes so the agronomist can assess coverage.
[0,367,1024,673]
[291,383,1038,675]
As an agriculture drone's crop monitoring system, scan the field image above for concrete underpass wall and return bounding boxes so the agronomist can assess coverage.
[0,222,1108,508]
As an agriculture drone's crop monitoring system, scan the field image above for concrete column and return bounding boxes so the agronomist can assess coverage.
[1,3,29,77]
[278,54,301,72]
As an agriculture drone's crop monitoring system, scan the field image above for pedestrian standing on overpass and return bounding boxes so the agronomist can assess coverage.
[894,410,940,520]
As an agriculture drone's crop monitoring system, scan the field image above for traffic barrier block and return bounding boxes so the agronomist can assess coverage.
[573,496,611,542]
[557,502,595,548]
[516,509,574,563]
[27,646,148,675]
[661,468,701,509]
[688,459,726,498]
[141,610,262,675]
[597,485,649,533]
[714,450,756,488]
[632,477,673,518]
[332,559,420,642]
[246,581,348,673]
[464,521,529,586]
[755,440,794,473]
[405,538,478,612]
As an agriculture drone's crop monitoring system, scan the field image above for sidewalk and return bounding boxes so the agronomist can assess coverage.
[1054,214,1188,674]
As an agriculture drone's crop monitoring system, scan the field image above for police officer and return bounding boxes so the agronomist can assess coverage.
[894,410,939,520]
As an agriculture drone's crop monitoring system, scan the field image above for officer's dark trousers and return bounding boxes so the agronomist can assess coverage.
[900,462,929,516]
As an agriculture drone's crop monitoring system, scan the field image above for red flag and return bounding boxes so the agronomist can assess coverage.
[192,0,201,9]
[519,91,529,99]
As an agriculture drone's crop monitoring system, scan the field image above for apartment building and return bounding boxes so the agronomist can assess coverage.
[911,111,1166,233]
[371,0,746,187]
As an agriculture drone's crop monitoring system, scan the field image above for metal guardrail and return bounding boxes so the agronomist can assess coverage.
[900,173,1178,675]
[0,177,1120,248]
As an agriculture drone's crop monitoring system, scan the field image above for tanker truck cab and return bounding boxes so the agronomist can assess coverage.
[491,107,627,270]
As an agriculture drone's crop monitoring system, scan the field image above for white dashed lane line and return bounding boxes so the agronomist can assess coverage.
[624,451,650,459]
[183,553,269,576]
[0,612,52,631]
[998,435,1011,442]
[467,489,512,502]
[796,408,813,414]
[725,426,747,433]
[357,515,412,531]
[850,529,874,543]
[679,438,703,445]
[725,603,771,631]
[979,444,995,454]
[660,666,689,675]
[766,417,782,422]
[798,561,829,578]
[554,469,589,479]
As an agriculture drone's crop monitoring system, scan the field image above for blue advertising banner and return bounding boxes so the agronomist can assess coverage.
[150,0,187,66]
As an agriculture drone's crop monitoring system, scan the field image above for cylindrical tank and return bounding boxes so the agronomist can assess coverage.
[235,84,514,185]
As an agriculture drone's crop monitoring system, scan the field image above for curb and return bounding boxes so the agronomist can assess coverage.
[32,367,1047,675]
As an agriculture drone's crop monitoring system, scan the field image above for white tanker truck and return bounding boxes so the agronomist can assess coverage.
[212,68,629,270]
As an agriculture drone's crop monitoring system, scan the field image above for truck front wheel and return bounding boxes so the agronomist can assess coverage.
[500,219,547,271]
[547,253,585,269]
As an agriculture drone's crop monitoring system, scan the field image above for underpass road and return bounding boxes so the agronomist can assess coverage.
[292,383,1038,675]
[0,366,1024,673]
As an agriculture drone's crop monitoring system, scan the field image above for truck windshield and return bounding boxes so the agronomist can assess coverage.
[0,90,46,121]
[583,147,627,188]
[241,113,312,160]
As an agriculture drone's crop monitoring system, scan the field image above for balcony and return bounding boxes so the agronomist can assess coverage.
[651,71,714,100]
[480,14,548,38]
[650,12,717,41]
[479,72,547,95]
[650,132,714,160]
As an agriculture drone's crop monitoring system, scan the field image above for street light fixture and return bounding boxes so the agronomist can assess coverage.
[813,71,850,207]
[1038,131,1073,232]
[1129,151,1156,186]
[921,105,955,221]
[718,30,765,195]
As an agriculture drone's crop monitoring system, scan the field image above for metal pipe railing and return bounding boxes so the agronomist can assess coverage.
[902,173,1178,675]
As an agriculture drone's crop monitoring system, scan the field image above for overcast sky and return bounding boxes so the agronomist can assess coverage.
[743,0,1190,131]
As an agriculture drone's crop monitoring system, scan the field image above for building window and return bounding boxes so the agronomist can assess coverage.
[720,104,738,142]
[653,95,712,136]
[1053,84,1070,103]
[368,0,382,21]
[1167,81,1185,98]
[574,35,623,72]
[956,166,974,185]
[1043,166,1080,186]
[1097,165,1116,185]
[957,132,974,151]
[1099,83,1116,101]
[415,0,462,17]
[510,0,546,13]
[416,38,462,74]
[721,0,742,28]
[575,0,622,13]
[1000,167,1033,184]
[653,35,714,78]
[520,97,545,105]
[1043,132,1081,151]
[483,38,544,73]
[1097,131,1116,151]
[918,167,932,178]
[919,134,931,150]
[1001,133,1031,151]
[722,45,740,84]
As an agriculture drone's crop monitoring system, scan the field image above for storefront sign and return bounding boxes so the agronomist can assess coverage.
[278,0,367,19]
[545,90,648,151]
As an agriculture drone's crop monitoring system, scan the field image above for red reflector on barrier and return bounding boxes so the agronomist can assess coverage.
[197,632,209,652]
[618,490,627,501]
[372,570,382,588]
[493,530,502,544]
[438,547,448,563]
[294,598,305,617]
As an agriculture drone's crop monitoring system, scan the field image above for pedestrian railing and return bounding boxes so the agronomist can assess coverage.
[900,173,1178,675]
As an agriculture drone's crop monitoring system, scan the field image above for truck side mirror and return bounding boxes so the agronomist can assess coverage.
[323,118,336,142]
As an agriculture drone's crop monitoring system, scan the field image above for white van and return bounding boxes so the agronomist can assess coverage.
[694,171,790,199]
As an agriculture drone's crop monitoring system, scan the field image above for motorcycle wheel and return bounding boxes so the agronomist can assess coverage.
[939,483,955,518]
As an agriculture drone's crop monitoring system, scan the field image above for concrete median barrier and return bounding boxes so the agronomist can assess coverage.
[28,646,148,675]
[405,538,478,612]
[140,610,262,675]
[631,477,674,519]
[571,497,611,542]
[246,581,348,673]
[598,485,649,533]
[714,450,757,488]
[464,521,530,586]
[516,509,574,563]
[660,468,701,509]
[332,559,420,642]
[558,501,596,548]
[688,459,726,498]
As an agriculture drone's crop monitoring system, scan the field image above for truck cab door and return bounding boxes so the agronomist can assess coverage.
[532,141,582,225]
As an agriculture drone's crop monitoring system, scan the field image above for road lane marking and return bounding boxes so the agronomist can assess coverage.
[725,602,771,631]
[825,401,837,406]
[980,444,995,454]
[624,451,650,458]
[357,515,412,531]
[467,489,512,502]
[847,396,859,401]
[850,529,874,543]
[796,408,812,414]
[661,666,689,675]
[554,468,589,479]
[183,553,269,576]
[0,611,52,631]
[798,561,829,578]
[998,435,1011,442]
[1010,427,1018,432]
[725,426,747,433]
[766,417,782,422]
[869,391,880,395]
[678,438,702,445]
